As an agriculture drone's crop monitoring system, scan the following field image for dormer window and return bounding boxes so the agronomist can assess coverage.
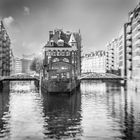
[50,40,54,46]
[57,39,64,46]
[51,42,53,46]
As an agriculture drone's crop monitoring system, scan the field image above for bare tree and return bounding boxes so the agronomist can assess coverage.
[30,57,43,73]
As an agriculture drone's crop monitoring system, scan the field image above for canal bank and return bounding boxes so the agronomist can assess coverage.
[0,81,10,91]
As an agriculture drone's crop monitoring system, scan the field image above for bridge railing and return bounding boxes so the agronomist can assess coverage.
[80,72,125,80]
[0,75,39,81]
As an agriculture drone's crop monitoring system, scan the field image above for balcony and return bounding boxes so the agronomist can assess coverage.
[127,57,132,61]
[127,47,132,52]
[126,28,132,34]
[127,52,132,57]
[128,67,132,71]
[133,31,140,39]
[126,40,132,47]
[128,51,132,55]
[126,35,132,40]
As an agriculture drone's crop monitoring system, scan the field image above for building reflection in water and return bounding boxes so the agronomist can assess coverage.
[81,80,140,140]
[0,82,10,138]
[0,81,45,140]
[41,89,82,139]
[0,80,140,140]
[105,82,138,140]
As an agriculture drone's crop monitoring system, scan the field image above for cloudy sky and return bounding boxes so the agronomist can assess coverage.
[0,0,138,57]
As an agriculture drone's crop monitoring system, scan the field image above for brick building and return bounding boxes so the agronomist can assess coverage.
[0,20,11,76]
[43,29,82,80]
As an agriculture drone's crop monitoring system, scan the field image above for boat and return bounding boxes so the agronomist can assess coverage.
[41,29,82,93]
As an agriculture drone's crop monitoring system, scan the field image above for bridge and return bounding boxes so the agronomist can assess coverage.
[80,72,126,80]
[0,73,39,82]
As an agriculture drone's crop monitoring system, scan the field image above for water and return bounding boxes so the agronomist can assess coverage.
[0,80,140,140]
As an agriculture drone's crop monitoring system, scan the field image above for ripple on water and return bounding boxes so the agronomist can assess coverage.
[0,81,140,139]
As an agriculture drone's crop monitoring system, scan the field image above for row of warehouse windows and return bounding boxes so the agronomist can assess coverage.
[45,51,77,56]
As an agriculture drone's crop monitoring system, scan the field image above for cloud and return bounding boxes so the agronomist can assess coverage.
[21,42,40,55]
[3,16,20,34]
[24,6,30,15]
[3,16,14,27]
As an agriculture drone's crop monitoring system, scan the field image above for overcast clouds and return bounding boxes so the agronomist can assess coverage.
[0,0,138,57]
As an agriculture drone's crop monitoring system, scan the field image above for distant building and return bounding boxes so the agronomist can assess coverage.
[0,20,11,76]
[124,22,132,79]
[21,58,32,74]
[10,49,15,75]
[82,50,106,73]
[14,57,22,74]
[105,39,120,75]
[105,29,127,77]
[118,29,125,77]
[14,54,35,74]
[21,54,35,74]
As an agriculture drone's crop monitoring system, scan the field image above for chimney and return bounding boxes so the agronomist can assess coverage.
[49,31,53,40]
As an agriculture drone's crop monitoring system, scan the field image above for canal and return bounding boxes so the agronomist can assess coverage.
[0,81,140,140]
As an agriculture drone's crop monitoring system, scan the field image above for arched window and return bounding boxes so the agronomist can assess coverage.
[59,51,62,56]
[48,50,51,56]
[66,51,70,56]
[72,51,74,56]
[48,51,51,56]
[52,58,59,62]
[63,58,69,63]
[51,51,54,56]
[71,51,75,64]
[62,50,65,56]
[45,51,49,56]
[53,50,57,56]
[57,50,60,56]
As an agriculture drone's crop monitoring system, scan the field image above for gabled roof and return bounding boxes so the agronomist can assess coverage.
[69,33,76,43]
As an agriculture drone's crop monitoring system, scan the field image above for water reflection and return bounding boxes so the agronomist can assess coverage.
[41,89,82,139]
[81,81,140,140]
[0,83,10,139]
[0,81,44,140]
[0,80,140,140]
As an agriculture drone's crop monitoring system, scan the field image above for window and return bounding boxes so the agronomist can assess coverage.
[66,51,70,56]
[51,42,53,46]
[72,51,74,56]
[57,51,60,56]
[63,58,69,63]
[51,51,54,56]
[53,50,57,56]
[52,58,59,62]
[62,51,65,56]
[59,51,62,56]
[48,51,51,56]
